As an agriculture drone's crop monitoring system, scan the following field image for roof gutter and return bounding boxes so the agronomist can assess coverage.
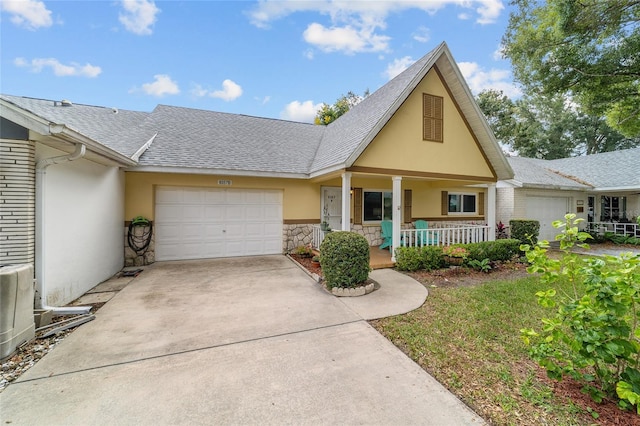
[35,142,92,315]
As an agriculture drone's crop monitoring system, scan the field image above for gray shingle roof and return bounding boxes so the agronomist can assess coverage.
[137,105,324,175]
[507,147,640,191]
[0,94,151,158]
[548,147,640,189]
[507,157,592,189]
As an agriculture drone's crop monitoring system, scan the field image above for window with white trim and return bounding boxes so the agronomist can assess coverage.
[363,190,392,222]
[448,193,477,214]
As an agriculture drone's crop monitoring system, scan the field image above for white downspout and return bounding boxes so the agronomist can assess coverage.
[36,142,92,314]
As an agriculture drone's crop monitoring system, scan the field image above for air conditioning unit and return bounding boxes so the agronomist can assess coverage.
[1,264,35,360]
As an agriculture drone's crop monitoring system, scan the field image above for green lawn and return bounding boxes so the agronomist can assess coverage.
[370,275,594,425]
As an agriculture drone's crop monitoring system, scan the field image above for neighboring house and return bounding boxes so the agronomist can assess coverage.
[498,148,640,241]
[0,42,513,307]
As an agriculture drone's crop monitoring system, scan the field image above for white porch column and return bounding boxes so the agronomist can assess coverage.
[341,172,352,231]
[391,176,402,262]
[487,183,496,241]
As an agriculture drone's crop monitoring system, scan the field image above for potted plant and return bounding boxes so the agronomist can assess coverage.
[311,255,321,266]
[442,245,468,266]
[320,205,331,231]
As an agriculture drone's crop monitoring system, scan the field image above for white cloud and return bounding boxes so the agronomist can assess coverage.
[212,79,243,101]
[280,100,322,123]
[191,80,243,101]
[248,1,504,32]
[14,57,102,77]
[119,0,160,35]
[457,61,521,98]
[384,56,415,80]
[1,0,52,30]
[139,74,180,97]
[412,26,430,43]
[458,13,471,20]
[303,22,389,54]
[248,1,504,54]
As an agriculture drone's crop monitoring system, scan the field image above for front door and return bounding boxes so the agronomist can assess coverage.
[322,187,342,231]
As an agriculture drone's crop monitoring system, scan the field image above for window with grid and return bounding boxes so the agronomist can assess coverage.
[423,93,443,142]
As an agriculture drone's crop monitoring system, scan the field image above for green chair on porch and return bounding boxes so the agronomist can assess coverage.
[379,220,393,251]
[415,220,438,246]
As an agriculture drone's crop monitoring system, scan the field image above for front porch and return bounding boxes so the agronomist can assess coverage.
[586,221,640,238]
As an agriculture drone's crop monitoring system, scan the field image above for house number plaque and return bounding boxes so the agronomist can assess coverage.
[218,179,232,186]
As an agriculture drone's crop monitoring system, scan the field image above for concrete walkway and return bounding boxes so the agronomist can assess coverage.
[0,256,483,425]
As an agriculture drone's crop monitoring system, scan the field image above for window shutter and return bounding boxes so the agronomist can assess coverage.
[441,191,448,216]
[404,190,412,223]
[423,94,443,142]
[479,192,485,216]
[353,188,363,225]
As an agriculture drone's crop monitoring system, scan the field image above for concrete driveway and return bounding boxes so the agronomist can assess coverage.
[1,256,483,425]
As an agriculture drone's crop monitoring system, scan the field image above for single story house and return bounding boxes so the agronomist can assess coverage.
[497,149,640,241]
[0,42,513,308]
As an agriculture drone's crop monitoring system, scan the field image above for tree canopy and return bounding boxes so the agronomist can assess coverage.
[502,0,640,137]
[314,90,369,125]
[477,89,639,159]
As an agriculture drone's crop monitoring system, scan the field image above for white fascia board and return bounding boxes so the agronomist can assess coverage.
[591,185,640,192]
[521,182,590,191]
[0,100,51,135]
[309,163,348,179]
[52,125,136,167]
[127,165,309,179]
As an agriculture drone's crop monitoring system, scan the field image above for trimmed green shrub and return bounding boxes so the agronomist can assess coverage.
[320,231,370,289]
[465,239,521,262]
[395,247,424,271]
[510,219,540,245]
[395,246,444,272]
[423,246,445,270]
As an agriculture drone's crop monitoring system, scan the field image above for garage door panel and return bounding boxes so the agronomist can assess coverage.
[155,187,283,261]
[225,205,247,221]
[264,205,282,220]
[182,189,205,203]
[156,188,183,203]
[155,205,183,221]
[204,205,225,221]
[526,196,568,241]
[204,190,225,204]
[154,224,181,241]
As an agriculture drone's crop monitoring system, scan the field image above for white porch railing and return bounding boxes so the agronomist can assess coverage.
[400,224,490,247]
[311,223,491,250]
[312,225,329,249]
[586,222,640,237]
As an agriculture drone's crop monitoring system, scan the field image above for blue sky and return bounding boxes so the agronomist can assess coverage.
[1,0,520,123]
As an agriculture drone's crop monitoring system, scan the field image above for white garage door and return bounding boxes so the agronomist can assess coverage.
[155,187,283,261]
[525,196,569,241]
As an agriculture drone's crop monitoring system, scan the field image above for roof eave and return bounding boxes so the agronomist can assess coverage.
[128,165,310,179]
[1,98,137,167]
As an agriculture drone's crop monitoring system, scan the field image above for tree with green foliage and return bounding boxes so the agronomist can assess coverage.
[314,90,369,125]
[477,89,639,158]
[521,214,640,412]
[502,0,640,138]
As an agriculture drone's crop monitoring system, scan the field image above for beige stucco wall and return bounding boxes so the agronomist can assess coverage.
[353,68,495,180]
[125,172,320,221]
